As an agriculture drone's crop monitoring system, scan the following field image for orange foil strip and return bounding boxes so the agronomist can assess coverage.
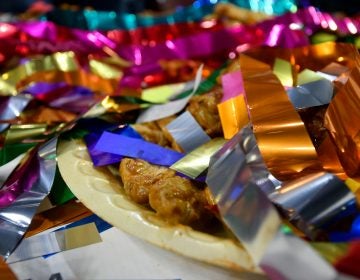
[218,95,249,139]
[239,54,322,181]
[325,65,360,179]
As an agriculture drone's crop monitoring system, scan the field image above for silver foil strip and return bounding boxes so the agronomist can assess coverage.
[287,79,334,109]
[0,137,58,259]
[0,95,32,132]
[166,111,211,153]
[270,172,357,240]
[206,125,281,263]
[7,222,102,263]
[206,126,338,279]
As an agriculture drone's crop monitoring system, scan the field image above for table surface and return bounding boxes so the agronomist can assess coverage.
[9,226,266,280]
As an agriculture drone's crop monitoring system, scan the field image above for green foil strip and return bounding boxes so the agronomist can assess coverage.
[170,138,226,179]
[0,143,37,166]
[273,58,293,87]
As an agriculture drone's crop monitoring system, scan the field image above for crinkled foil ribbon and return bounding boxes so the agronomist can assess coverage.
[0,52,120,96]
[206,126,342,279]
[240,42,360,180]
[324,63,360,179]
[239,54,322,181]
[0,137,58,259]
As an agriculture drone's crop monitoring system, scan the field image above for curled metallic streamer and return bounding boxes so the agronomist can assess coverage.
[0,137,57,259]
[0,95,32,133]
[271,172,358,240]
[207,126,337,279]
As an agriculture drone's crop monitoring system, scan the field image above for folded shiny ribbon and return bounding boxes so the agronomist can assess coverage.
[136,64,203,123]
[240,42,360,180]
[7,222,102,263]
[273,58,334,109]
[0,137,58,259]
[85,125,143,166]
[0,95,31,133]
[206,126,340,279]
[93,132,184,167]
[0,52,121,96]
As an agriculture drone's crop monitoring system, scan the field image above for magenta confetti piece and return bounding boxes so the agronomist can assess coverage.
[221,70,245,102]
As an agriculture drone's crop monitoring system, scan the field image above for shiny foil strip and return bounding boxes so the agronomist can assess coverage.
[170,138,226,179]
[287,79,334,109]
[239,54,322,181]
[0,95,32,132]
[244,42,360,73]
[0,52,121,96]
[5,124,48,144]
[206,126,336,279]
[270,172,357,240]
[136,64,203,124]
[324,64,360,178]
[7,222,101,263]
[0,137,57,259]
[0,52,78,95]
[93,132,184,167]
[166,111,211,153]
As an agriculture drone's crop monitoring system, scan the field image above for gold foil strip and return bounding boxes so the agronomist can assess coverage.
[171,138,226,179]
[5,124,47,144]
[101,96,145,114]
[89,59,123,80]
[0,52,121,96]
[324,65,360,179]
[0,52,78,95]
[239,54,322,181]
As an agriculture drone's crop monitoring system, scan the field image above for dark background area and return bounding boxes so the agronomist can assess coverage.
[0,0,359,15]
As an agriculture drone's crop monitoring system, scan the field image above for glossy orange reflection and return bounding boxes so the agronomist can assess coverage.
[239,54,322,181]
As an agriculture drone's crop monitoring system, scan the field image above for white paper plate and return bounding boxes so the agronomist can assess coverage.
[57,139,261,273]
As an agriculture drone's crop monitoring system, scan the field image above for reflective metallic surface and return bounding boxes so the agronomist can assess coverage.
[0,137,57,259]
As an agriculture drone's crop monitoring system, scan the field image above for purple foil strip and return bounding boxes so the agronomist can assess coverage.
[93,132,184,167]
[0,137,58,259]
[85,125,143,166]
[24,83,99,114]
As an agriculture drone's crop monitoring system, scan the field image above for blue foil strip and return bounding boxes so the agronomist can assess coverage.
[85,125,143,166]
[93,131,184,166]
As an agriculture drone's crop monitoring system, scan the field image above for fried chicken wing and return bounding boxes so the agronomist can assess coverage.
[119,158,175,204]
[119,158,212,226]
[186,89,223,137]
[149,176,211,226]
